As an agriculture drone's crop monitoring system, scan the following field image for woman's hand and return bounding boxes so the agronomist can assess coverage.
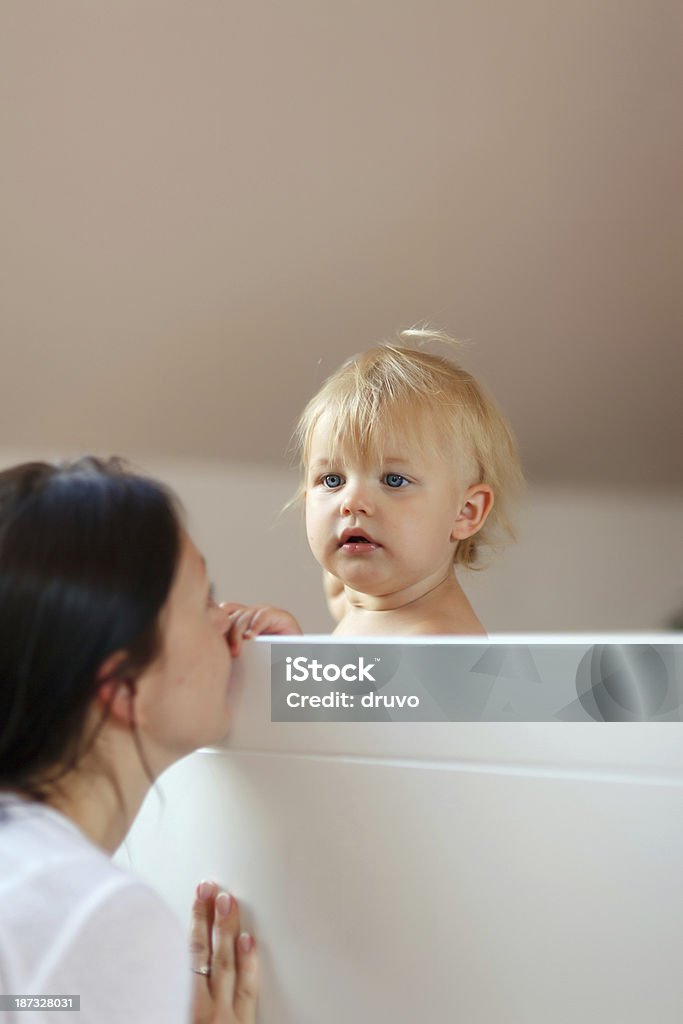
[190,880,258,1024]
[220,602,303,656]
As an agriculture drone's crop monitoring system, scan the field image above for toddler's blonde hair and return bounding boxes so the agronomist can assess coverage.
[294,329,524,569]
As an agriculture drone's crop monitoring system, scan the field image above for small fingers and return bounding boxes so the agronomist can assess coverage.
[242,607,268,637]
[219,602,248,617]
[236,606,302,639]
[224,604,301,654]
[226,608,258,656]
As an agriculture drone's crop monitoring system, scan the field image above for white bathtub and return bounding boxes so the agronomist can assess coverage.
[117,637,683,1023]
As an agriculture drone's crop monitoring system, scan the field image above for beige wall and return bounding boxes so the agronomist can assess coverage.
[3,448,680,632]
[1,1,682,488]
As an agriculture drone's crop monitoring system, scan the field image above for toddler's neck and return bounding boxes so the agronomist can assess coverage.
[333,572,486,637]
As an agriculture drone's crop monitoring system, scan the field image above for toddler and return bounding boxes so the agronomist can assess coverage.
[227,329,523,642]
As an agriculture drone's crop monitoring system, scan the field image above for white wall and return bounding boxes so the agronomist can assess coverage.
[2,448,680,631]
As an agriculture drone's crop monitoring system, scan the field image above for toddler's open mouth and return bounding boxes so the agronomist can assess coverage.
[338,529,381,552]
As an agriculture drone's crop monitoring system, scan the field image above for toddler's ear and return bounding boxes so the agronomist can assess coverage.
[451,484,494,541]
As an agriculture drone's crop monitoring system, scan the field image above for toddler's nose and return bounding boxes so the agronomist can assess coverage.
[340,481,373,516]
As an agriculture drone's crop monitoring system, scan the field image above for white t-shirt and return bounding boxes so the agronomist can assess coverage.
[0,796,192,1024]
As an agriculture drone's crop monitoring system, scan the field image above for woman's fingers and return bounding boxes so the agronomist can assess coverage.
[191,880,216,967]
[211,892,258,1024]
[190,883,259,1024]
[190,880,217,1024]
[211,892,238,1004]
[233,932,259,1024]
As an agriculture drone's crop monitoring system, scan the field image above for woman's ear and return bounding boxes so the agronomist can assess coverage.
[451,484,495,541]
[95,652,137,728]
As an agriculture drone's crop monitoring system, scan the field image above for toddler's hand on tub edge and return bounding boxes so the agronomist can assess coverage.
[221,602,303,656]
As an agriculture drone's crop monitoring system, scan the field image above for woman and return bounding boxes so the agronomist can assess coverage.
[0,457,258,1023]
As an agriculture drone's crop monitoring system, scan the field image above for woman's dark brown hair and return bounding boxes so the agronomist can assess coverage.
[0,456,182,801]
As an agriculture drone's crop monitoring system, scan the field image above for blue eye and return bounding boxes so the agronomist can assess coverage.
[384,474,408,488]
[322,474,344,489]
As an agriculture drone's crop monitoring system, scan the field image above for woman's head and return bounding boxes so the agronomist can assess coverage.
[0,456,183,800]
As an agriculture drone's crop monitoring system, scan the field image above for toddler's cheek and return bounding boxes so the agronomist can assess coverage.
[305,519,322,551]
[310,536,330,568]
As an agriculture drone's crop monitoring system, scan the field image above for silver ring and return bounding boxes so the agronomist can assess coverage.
[192,965,211,976]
